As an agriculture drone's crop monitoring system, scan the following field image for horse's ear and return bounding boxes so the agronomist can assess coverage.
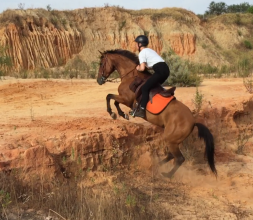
[98,50,103,55]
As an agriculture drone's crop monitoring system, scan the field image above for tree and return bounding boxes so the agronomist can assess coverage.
[207,1,227,15]
[227,2,251,13]
[18,3,25,10]
[205,1,252,15]
[238,2,251,12]
[248,6,253,13]
[46,5,52,11]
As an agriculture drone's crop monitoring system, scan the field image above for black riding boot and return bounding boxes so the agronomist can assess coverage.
[134,107,146,118]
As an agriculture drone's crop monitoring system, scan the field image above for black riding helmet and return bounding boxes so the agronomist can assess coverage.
[134,35,149,47]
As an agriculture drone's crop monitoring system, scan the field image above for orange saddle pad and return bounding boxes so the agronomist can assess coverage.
[146,94,175,114]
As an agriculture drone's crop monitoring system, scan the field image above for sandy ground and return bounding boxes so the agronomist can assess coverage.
[1,77,253,219]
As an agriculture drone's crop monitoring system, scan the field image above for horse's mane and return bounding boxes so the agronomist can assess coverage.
[100,49,151,75]
[101,49,140,65]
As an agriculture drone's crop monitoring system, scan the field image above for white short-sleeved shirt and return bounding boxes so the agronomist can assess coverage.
[138,48,165,68]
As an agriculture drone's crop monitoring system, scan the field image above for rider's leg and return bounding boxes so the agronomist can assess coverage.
[140,73,162,108]
[134,73,164,118]
[134,62,170,118]
[141,62,170,109]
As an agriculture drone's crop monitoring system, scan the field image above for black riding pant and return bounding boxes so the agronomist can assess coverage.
[140,62,170,108]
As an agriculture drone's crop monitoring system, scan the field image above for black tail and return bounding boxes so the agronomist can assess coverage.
[195,123,217,176]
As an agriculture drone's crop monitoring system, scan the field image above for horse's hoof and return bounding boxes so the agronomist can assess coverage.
[129,110,135,117]
[161,172,172,179]
[110,112,117,120]
[124,114,129,120]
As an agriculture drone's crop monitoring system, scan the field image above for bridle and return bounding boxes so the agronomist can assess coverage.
[100,54,137,82]
[100,54,110,82]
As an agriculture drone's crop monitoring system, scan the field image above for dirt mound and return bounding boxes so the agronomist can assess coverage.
[1,78,253,219]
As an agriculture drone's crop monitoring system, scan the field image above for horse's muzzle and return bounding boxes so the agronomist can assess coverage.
[97,76,106,85]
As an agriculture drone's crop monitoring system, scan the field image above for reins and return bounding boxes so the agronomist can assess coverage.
[105,67,136,82]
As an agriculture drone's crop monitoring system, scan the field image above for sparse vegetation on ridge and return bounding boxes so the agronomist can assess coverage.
[0,6,252,81]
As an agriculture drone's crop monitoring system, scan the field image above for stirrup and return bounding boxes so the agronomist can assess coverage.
[134,108,146,118]
[129,108,138,117]
[129,102,139,117]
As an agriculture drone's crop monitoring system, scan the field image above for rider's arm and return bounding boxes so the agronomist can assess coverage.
[136,62,146,71]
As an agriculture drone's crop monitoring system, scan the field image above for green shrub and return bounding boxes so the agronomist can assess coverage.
[143,30,149,36]
[0,47,12,78]
[244,40,252,49]
[20,70,28,79]
[40,68,51,80]
[167,71,202,87]
[151,13,168,21]
[202,43,208,49]
[50,17,59,26]
[61,18,67,26]
[187,62,219,76]
[162,50,202,87]
[51,71,61,79]
[235,14,242,25]
[219,65,229,74]
[87,61,99,79]
[192,87,204,115]
[237,57,251,77]
[118,20,126,31]
[202,64,218,74]
[109,71,120,80]
[243,77,253,94]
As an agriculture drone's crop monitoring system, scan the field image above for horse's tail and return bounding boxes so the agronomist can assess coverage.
[194,123,217,176]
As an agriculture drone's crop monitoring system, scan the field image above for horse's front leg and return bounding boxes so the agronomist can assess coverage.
[114,101,129,120]
[106,94,130,120]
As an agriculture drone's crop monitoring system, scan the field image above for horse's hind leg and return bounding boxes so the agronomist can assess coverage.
[161,143,185,179]
[158,152,174,166]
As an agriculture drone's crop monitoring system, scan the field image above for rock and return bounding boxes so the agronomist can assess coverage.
[6,213,19,220]
[26,208,35,213]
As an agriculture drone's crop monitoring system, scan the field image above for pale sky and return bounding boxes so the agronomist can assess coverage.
[0,0,252,15]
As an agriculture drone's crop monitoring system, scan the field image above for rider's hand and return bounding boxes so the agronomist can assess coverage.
[136,63,146,72]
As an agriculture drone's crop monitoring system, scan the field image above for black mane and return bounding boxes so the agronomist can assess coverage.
[100,49,140,65]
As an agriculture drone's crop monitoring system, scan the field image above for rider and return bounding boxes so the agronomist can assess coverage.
[134,35,170,118]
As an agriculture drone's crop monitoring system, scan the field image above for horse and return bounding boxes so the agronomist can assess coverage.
[96,49,217,178]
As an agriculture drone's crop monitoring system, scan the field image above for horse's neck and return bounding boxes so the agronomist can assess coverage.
[112,55,151,80]
[114,56,136,78]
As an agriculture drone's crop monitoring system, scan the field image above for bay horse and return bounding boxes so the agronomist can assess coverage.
[96,49,217,178]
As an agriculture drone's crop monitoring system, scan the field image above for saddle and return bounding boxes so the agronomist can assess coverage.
[129,77,176,104]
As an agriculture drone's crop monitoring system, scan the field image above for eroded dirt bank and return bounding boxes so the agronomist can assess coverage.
[0,78,253,219]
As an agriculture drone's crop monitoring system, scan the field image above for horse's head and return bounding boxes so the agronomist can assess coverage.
[97,52,115,85]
